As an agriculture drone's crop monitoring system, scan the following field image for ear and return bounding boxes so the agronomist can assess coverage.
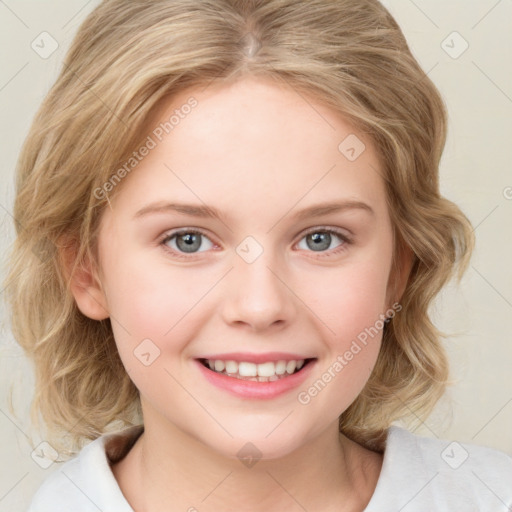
[58,238,110,321]
[386,238,414,309]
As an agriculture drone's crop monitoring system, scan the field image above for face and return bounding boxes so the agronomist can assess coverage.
[86,76,400,459]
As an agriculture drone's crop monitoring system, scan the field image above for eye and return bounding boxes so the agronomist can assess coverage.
[160,229,214,257]
[159,227,352,259]
[296,228,352,256]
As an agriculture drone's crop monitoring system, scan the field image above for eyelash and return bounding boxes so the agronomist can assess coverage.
[159,227,353,260]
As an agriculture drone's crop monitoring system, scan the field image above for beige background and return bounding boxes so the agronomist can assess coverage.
[1,0,511,509]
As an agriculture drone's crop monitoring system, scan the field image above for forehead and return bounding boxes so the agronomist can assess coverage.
[159,76,369,166]
[104,76,387,224]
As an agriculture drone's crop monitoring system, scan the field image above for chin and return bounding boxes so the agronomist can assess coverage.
[202,428,310,464]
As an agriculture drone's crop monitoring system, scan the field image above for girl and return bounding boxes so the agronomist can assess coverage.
[5,0,512,510]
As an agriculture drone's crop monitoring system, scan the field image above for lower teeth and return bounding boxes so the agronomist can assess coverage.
[211,369,301,381]
[222,373,283,382]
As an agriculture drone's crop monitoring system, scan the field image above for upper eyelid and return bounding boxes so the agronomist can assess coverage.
[160,228,351,261]
[160,226,352,247]
[300,226,352,238]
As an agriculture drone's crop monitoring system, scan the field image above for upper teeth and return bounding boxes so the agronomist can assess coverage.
[206,359,305,377]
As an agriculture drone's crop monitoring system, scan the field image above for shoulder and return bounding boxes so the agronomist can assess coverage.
[27,425,143,512]
[365,425,512,511]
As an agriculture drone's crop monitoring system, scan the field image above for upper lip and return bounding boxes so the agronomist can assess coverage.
[197,352,315,364]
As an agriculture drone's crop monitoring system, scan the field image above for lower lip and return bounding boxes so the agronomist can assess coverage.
[195,359,316,400]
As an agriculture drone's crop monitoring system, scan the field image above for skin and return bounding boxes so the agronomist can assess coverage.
[68,75,411,511]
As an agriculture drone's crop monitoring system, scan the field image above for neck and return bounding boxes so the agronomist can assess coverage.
[113,416,382,512]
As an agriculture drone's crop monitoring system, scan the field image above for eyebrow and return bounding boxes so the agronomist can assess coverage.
[132,200,374,221]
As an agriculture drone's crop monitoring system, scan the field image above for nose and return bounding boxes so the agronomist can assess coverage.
[220,248,296,332]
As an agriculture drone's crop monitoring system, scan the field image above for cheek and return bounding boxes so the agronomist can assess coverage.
[107,266,194,338]
[295,264,389,413]
[103,247,217,364]
[105,263,200,391]
[100,228,190,327]
[297,251,391,400]
[306,258,391,340]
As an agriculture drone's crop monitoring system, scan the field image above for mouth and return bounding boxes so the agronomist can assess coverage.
[197,357,317,382]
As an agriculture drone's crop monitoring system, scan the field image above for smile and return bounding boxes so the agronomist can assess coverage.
[198,358,315,382]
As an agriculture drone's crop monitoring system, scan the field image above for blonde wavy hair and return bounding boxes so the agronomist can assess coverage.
[4,0,474,457]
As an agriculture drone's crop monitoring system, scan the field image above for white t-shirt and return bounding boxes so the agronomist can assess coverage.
[27,424,512,511]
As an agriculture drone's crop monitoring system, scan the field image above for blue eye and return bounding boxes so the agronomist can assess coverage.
[159,227,352,259]
[296,228,351,256]
[161,230,214,256]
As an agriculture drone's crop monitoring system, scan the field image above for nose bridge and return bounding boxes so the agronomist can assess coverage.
[221,235,294,330]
